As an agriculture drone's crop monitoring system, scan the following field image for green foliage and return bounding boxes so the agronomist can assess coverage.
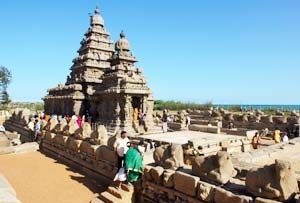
[0,65,12,105]
[0,102,44,111]
[154,100,213,111]
[227,105,242,112]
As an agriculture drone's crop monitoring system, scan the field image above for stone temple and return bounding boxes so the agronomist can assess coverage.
[44,7,154,134]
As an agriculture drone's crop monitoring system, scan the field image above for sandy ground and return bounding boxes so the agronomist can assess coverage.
[0,151,106,203]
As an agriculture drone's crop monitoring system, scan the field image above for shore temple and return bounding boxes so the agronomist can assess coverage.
[44,7,154,134]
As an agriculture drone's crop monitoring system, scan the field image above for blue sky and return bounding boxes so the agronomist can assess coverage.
[0,0,299,104]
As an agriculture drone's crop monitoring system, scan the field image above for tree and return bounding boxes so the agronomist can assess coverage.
[0,65,12,105]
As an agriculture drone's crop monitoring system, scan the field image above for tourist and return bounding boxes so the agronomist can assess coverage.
[27,118,35,131]
[34,119,41,141]
[133,108,139,131]
[76,115,82,128]
[185,115,191,128]
[274,127,281,143]
[113,167,127,189]
[125,141,143,184]
[162,109,168,133]
[252,132,261,149]
[114,131,130,170]
[282,133,289,143]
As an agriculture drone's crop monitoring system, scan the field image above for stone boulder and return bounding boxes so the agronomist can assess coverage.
[246,159,299,201]
[192,151,237,185]
[153,144,184,170]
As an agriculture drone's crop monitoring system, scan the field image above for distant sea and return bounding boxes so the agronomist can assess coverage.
[214,104,300,111]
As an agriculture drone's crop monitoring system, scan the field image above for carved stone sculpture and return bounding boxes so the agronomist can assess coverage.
[246,159,299,201]
[153,144,184,170]
[192,151,237,185]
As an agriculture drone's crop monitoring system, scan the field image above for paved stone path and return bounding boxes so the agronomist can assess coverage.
[0,151,105,203]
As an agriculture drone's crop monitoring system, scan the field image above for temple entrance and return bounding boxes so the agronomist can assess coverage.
[132,96,142,110]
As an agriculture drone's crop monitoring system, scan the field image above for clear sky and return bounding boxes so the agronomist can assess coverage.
[0,0,299,104]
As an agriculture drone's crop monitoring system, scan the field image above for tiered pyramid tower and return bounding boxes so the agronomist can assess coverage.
[67,6,114,85]
[44,6,154,134]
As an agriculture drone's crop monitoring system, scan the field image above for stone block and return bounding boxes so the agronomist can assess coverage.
[163,169,174,188]
[0,175,16,196]
[174,171,199,197]
[197,180,215,202]
[95,145,118,166]
[214,187,253,203]
[0,191,21,203]
[255,197,281,203]
[13,142,39,154]
[149,166,164,184]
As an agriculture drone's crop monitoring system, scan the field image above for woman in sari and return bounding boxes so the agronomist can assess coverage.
[125,142,143,183]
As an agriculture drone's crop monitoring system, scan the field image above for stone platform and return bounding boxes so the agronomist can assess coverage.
[140,131,247,145]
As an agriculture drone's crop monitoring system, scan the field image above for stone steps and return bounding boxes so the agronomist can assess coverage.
[92,183,134,203]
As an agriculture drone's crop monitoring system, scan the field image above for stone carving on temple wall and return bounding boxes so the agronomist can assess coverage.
[246,159,299,201]
[192,151,237,185]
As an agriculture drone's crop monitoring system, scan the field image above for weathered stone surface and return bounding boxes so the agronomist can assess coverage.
[174,171,199,197]
[149,166,164,184]
[0,135,10,147]
[66,137,82,152]
[192,151,237,185]
[153,144,184,170]
[214,187,253,203]
[255,197,281,203]
[0,190,21,203]
[75,122,92,140]
[162,169,174,188]
[95,145,118,166]
[91,125,108,145]
[0,174,16,196]
[246,159,299,201]
[13,142,39,154]
[197,180,215,202]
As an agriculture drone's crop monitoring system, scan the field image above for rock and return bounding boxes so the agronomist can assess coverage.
[192,151,237,185]
[0,174,16,196]
[197,180,215,202]
[153,144,184,170]
[143,165,153,181]
[162,169,174,188]
[0,191,21,203]
[0,135,10,147]
[214,187,253,203]
[149,166,164,184]
[66,137,82,152]
[255,197,282,203]
[246,159,299,201]
[174,171,199,197]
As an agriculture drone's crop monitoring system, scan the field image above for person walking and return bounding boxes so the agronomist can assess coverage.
[125,141,143,183]
[114,131,130,170]
[162,109,168,133]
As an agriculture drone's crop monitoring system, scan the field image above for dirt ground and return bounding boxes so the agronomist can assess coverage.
[0,151,106,203]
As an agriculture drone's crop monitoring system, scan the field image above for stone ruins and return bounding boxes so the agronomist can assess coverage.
[1,5,300,203]
[44,7,154,134]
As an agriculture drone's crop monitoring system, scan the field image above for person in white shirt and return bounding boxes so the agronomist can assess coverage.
[114,131,130,170]
[282,134,289,143]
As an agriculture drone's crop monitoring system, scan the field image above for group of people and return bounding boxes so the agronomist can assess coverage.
[113,131,144,187]
[27,112,91,142]
[251,127,290,149]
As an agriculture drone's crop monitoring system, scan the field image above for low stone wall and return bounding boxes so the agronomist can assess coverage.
[140,166,254,203]
[4,120,34,143]
[41,131,118,186]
